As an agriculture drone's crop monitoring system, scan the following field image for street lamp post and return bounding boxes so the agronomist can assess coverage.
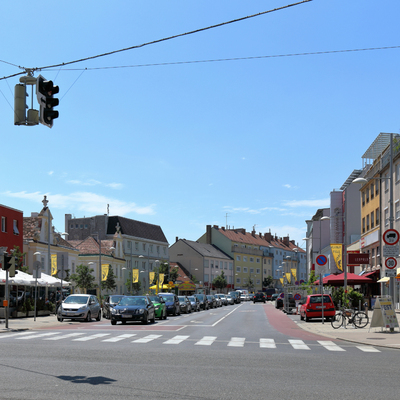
[319,216,330,325]
[33,251,41,322]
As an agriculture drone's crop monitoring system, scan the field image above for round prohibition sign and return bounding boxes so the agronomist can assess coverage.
[385,257,397,270]
[383,229,400,245]
[316,255,327,266]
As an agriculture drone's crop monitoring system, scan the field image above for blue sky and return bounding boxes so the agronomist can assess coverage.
[1,0,399,249]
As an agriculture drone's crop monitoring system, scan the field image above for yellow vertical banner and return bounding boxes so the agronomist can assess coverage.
[291,269,297,281]
[330,244,343,271]
[149,272,155,285]
[101,264,109,281]
[279,278,284,285]
[51,254,57,276]
[159,273,165,286]
[285,273,291,283]
[132,269,139,283]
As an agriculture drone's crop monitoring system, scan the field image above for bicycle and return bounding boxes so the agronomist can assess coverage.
[331,307,369,329]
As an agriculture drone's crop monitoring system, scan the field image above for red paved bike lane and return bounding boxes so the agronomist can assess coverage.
[263,304,329,341]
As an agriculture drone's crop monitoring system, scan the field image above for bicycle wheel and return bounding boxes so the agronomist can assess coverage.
[353,311,369,328]
[331,312,344,329]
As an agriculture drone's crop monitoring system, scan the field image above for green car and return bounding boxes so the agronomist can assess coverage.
[148,295,167,320]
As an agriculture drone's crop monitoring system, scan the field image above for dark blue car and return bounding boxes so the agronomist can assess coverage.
[159,293,181,316]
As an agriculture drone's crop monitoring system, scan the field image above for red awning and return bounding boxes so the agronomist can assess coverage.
[364,270,380,278]
[315,272,374,286]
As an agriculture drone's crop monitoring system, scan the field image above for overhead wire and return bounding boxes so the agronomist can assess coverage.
[0,0,312,81]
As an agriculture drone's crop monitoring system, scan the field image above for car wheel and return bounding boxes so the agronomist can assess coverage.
[305,316,310,322]
[163,310,167,320]
[85,311,91,322]
[300,314,304,321]
[151,312,155,324]
[111,320,116,325]
[58,317,63,322]
[142,313,148,324]
[96,311,101,321]
[121,320,126,325]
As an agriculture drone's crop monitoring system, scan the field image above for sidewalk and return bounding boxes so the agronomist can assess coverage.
[296,309,400,349]
[0,314,61,332]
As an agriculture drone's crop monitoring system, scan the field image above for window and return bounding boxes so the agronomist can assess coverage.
[366,215,370,231]
[264,269,266,274]
[220,261,223,268]
[204,259,209,267]
[84,224,88,229]
[204,274,209,282]
[366,187,369,203]
[362,217,365,233]
[127,241,131,249]
[229,262,233,270]
[142,243,146,251]
[224,262,227,269]
[157,246,160,254]
[371,211,375,228]
[70,224,74,229]
[236,278,241,284]
[243,256,247,262]
[385,208,389,226]
[135,242,139,250]
[80,224,83,229]
[371,183,374,199]
[236,255,241,261]
[376,208,379,225]
[396,201,400,220]
[1,217,6,232]
[385,174,389,192]
[362,191,365,206]
[250,257,254,262]
[263,259,266,264]
[210,261,214,269]
[256,258,260,263]
[250,268,254,273]
[256,268,260,274]
[150,245,153,253]
[376,183,379,196]
[236,266,241,272]
[13,219,19,235]
[396,163,400,182]
[72,262,75,274]
[243,267,248,273]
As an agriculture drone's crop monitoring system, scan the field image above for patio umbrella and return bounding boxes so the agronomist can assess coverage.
[315,272,373,286]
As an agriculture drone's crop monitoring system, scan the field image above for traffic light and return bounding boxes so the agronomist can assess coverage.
[36,74,59,128]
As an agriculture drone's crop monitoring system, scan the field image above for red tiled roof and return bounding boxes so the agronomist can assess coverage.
[68,236,115,255]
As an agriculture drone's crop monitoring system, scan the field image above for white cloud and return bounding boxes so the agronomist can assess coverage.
[105,183,123,189]
[283,198,330,208]
[48,171,54,176]
[67,179,123,189]
[4,191,155,216]
[283,184,291,189]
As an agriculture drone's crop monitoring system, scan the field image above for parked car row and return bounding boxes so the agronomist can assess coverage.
[56,292,242,324]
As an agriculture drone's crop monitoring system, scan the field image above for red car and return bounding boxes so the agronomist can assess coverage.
[300,294,336,322]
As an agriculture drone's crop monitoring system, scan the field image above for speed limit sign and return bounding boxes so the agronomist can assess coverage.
[385,257,397,270]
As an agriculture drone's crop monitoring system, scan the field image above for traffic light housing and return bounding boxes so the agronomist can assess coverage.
[36,74,59,128]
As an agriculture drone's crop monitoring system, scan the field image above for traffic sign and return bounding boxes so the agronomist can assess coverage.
[293,293,301,301]
[383,229,400,245]
[316,255,327,266]
[385,269,397,277]
[385,257,397,270]
[383,244,399,257]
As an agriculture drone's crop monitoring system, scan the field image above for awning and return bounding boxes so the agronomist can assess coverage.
[377,277,390,283]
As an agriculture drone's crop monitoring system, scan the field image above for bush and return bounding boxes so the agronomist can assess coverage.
[331,286,364,308]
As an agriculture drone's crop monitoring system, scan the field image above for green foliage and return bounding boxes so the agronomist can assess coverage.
[263,276,273,288]
[70,264,96,292]
[213,271,227,290]
[102,265,117,292]
[125,278,141,295]
[12,245,28,272]
[169,266,179,283]
[331,286,364,308]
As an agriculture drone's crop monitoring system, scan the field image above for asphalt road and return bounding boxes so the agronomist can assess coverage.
[0,302,399,400]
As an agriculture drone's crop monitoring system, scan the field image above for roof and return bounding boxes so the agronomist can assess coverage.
[178,240,232,260]
[68,236,115,256]
[106,216,168,244]
[362,132,400,161]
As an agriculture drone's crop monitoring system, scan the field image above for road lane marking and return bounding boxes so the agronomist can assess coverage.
[16,332,60,340]
[0,332,37,339]
[163,335,189,344]
[132,334,162,343]
[212,304,243,327]
[318,340,345,352]
[102,334,137,342]
[289,339,310,350]
[357,346,381,352]
[195,336,217,346]
[228,337,245,347]
[260,338,276,348]
[44,333,85,340]
[73,333,110,341]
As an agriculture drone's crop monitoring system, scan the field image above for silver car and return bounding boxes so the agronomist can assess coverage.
[57,294,101,322]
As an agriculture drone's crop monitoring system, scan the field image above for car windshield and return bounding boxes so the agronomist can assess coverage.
[196,294,205,300]
[119,297,146,306]
[178,296,186,301]
[110,295,124,303]
[64,296,89,305]
[148,296,161,303]
[188,297,195,301]
[310,295,332,303]
[161,296,174,302]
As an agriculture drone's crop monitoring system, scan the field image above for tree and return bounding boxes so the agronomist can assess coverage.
[102,265,117,293]
[125,278,141,295]
[70,264,96,293]
[12,245,28,273]
[213,271,227,291]
[263,276,273,288]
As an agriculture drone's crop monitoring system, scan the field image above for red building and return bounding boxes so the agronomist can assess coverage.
[0,204,23,255]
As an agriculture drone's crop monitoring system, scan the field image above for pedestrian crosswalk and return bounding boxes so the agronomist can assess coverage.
[0,330,383,352]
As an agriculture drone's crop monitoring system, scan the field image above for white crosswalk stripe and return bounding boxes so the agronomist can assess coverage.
[356,346,381,353]
[132,335,162,343]
[163,335,190,345]
[44,333,85,341]
[318,340,346,352]
[260,338,276,348]
[289,339,310,350]
[228,337,245,347]
[102,334,137,342]
[0,331,37,339]
[195,336,217,346]
[73,333,110,341]
[16,332,61,340]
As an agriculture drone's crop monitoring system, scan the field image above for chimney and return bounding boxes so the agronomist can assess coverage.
[206,225,212,244]
[264,232,272,242]
[283,236,290,247]
[251,230,256,238]
[176,237,179,243]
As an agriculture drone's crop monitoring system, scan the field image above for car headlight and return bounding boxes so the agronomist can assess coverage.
[111,308,118,314]
[139,309,145,314]
[155,306,160,310]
